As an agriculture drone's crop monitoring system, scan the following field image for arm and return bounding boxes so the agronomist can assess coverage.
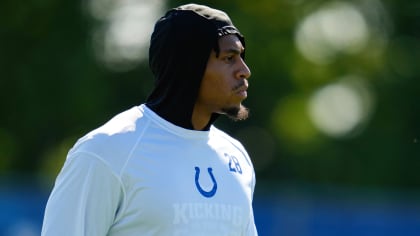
[245,171,258,236]
[245,206,258,236]
[41,153,123,236]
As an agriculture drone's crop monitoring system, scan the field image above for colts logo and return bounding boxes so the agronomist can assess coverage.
[225,153,242,174]
[194,167,217,198]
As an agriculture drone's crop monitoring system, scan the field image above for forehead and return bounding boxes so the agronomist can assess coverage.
[218,34,243,51]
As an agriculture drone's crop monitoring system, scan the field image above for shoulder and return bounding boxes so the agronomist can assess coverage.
[68,106,150,173]
[209,126,254,165]
[210,126,247,151]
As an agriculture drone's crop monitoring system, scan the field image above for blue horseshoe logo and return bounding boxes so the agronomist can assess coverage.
[194,167,217,198]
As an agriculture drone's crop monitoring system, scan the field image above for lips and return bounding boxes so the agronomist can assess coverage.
[234,84,248,98]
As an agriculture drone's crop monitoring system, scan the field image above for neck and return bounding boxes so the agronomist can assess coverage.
[191,109,212,131]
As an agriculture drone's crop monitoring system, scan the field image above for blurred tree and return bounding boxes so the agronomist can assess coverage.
[1,0,419,191]
[0,0,153,177]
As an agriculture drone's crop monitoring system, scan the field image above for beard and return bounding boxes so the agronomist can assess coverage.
[221,104,249,121]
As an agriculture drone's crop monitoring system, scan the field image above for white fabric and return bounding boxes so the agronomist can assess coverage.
[42,104,257,236]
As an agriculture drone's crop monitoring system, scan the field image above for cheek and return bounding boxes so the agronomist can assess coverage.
[208,77,232,98]
[198,80,233,109]
[200,63,233,101]
[200,79,221,101]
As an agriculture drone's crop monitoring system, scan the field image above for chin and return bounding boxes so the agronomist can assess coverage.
[221,104,249,121]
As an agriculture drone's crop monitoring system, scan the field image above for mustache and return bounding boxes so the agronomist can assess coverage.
[232,80,248,91]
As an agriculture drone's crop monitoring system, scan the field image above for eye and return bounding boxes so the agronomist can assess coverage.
[223,55,235,63]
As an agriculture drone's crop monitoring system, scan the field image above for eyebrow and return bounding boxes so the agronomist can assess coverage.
[221,47,244,55]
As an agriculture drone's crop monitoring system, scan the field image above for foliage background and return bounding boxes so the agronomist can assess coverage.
[2,0,419,190]
[0,0,420,234]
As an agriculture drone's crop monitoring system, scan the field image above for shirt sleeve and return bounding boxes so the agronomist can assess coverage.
[41,152,124,236]
[245,207,259,236]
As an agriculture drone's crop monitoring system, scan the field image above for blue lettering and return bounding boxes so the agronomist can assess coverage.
[226,153,242,174]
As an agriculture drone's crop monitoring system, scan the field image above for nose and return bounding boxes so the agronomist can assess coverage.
[237,58,251,79]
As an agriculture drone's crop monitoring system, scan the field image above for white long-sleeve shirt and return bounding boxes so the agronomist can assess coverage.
[42,104,257,236]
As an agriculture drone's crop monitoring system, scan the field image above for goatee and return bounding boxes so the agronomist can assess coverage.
[222,104,249,121]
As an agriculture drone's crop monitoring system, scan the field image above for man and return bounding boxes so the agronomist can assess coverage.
[42,3,257,235]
